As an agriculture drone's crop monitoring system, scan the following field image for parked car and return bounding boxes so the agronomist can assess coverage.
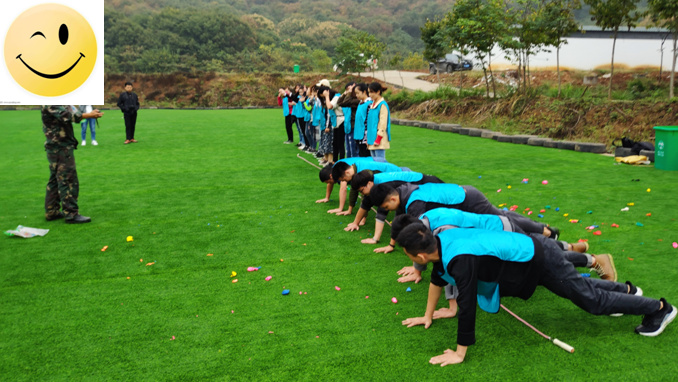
[429,53,473,74]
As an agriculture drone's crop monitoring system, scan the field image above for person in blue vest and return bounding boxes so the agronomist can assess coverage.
[369,182,560,249]
[316,84,337,166]
[352,83,372,157]
[302,86,317,154]
[337,82,360,158]
[343,171,444,250]
[390,211,615,302]
[277,87,294,144]
[366,82,390,162]
[396,224,675,365]
[310,87,326,159]
[293,85,307,149]
[317,157,402,216]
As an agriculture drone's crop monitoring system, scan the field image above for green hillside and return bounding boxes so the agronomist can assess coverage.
[103,0,652,74]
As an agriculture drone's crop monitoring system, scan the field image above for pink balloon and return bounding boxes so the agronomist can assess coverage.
[265,276,272,281]
[673,242,678,249]
[391,297,398,303]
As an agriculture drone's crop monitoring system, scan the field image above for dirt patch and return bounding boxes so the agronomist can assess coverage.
[419,69,668,92]
[104,73,375,109]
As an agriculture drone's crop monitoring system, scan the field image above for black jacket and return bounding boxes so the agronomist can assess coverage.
[117,91,139,114]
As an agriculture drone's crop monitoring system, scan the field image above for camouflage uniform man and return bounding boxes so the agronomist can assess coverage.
[43,105,103,223]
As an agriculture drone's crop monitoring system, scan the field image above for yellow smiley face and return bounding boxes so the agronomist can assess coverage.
[4,4,97,97]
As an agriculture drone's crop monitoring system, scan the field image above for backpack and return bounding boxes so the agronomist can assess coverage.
[615,137,654,155]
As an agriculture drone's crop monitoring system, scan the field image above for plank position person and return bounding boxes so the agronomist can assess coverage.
[391,208,615,285]
[396,224,675,366]
[316,158,403,216]
[389,212,617,319]
[367,182,560,254]
[344,171,444,250]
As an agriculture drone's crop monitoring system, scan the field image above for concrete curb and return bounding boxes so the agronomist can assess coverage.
[392,118,611,155]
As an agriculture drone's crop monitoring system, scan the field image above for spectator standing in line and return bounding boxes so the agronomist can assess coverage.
[366,82,391,162]
[117,81,140,144]
[338,82,360,158]
[353,83,372,157]
[78,105,97,146]
[277,87,294,144]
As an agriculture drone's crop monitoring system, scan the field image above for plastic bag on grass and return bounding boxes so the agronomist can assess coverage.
[4,225,49,238]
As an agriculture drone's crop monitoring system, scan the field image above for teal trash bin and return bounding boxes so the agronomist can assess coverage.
[654,126,678,171]
[293,64,300,73]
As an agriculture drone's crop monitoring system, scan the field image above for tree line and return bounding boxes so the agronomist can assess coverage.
[421,0,675,100]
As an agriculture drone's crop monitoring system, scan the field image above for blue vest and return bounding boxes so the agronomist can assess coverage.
[336,157,374,167]
[437,228,535,313]
[373,172,423,185]
[355,161,401,174]
[343,107,353,134]
[421,208,504,233]
[354,100,372,140]
[312,99,324,127]
[303,99,312,122]
[405,183,466,212]
[366,100,391,145]
[293,98,305,119]
[282,97,289,117]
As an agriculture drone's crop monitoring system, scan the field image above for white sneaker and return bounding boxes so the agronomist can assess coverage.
[81,140,86,146]
[298,144,306,150]
[91,140,98,146]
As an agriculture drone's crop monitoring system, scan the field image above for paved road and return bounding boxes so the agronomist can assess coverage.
[353,70,440,92]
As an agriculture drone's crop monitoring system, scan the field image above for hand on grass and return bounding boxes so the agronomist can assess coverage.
[361,238,378,244]
[397,273,422,284]
[432,307,457,319]
[402,316,432,329]
[397,266,415,276]
[316,198,329,204]
[336,210,350,216]
[344,223,360,232]
[430,349,464,366]
[373,245,393,254]
[327,208,342,214]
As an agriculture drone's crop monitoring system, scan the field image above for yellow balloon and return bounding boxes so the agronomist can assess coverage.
[4,4,97,97]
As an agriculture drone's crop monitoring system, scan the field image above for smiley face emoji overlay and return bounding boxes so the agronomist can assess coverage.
[4,4,97,97]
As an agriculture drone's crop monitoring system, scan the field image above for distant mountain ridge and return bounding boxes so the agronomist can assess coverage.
[103,0,652,74]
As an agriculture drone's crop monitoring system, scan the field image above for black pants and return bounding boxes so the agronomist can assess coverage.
[357,142,370,157]
[297,119,306,145]
[333,124,345,160]
[536,236,660,316]
[124,113,137,140]
[458,186,546,235]
[284,115,294,141]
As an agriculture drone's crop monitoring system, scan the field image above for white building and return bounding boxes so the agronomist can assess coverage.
[488,27,675,71]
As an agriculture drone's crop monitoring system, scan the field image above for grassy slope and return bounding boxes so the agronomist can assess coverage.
[1,110,677,381]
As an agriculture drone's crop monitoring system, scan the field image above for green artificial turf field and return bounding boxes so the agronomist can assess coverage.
[1,109,677,381]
